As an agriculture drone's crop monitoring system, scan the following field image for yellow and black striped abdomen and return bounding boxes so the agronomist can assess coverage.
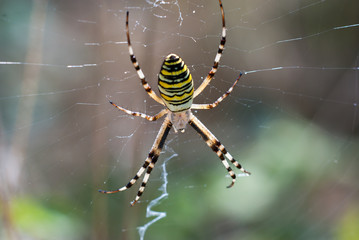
[158,54,194,112]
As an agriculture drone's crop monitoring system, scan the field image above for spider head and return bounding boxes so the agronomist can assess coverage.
[168,110,192,133]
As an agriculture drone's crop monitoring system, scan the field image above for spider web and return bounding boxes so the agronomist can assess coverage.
[1,0,359,239]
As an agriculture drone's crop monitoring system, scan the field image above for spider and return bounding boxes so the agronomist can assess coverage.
[99,0,250,206]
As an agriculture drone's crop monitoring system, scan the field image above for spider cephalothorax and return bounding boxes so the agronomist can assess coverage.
[99,0,250,206]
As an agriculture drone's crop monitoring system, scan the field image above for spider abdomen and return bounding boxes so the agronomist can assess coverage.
[158,54,194,112]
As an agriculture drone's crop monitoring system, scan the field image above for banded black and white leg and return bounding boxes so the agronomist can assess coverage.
[99,117,172,206]
[193,0,226,98]
[192,73,242,110]
[188,114,250,188]
[109,99,168,121]
[126,11,164,106]
[107,11,167,123]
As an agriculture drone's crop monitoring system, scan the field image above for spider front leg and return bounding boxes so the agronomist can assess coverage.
[108,99,168,121]
[192,73,242,110]
[188,114,250,188]
[193,0,226,98]
[126,11,164,106]
[99,117,172,206]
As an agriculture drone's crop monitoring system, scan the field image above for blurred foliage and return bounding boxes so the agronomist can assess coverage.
[140,118,359,240]
[2,117,358,239]
[336,205,359,240]
[5,198,84,239]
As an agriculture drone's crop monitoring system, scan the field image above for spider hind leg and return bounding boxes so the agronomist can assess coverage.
[216,141,251,176]
[188,114,250,188]
[99,117,172,206]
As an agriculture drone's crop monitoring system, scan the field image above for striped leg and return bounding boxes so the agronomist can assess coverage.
[192,73,242,110]
[131,148,161,206]
[188,114,250,188]
[215,141,250,175]
[99,117,172,206]
[193,0,226,98]
[126,11,164,106]
[109,100,168,121]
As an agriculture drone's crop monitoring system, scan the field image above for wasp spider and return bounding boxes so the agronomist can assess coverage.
[99,0,250,206]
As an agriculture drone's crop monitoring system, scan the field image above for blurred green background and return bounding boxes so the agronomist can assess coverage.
[1,0,359,239]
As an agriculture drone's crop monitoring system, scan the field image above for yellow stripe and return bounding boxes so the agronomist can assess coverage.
[158,85,192,97]
[160,88,194,101]
[159,74,192,89]
[158,71,189,83]
[160,64,187,76]
[164,58,182,65]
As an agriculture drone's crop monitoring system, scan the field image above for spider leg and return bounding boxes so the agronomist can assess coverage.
[216,141,250,176]
[188,114,250,188]
[126,11,164,106]
[109,99,167,121]
[193,0,226,98]
[192,73,241,110]
[99,117,172,206]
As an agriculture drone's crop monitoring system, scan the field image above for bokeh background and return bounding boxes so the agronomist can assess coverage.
[1,0,359,239]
